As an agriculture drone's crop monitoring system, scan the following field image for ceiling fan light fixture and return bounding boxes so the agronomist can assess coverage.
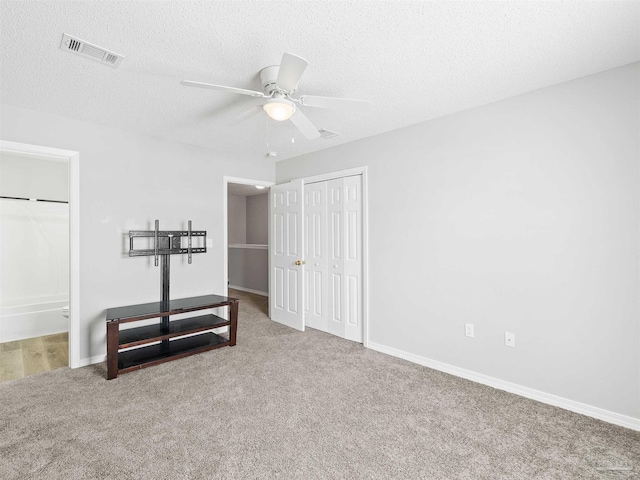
[263,99,295,121]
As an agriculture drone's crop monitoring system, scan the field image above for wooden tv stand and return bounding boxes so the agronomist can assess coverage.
[105,294,238,379]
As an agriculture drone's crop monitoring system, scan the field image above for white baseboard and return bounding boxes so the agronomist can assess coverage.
[77,354,106,368]
[228,285,268,297]
[367,341,640,432]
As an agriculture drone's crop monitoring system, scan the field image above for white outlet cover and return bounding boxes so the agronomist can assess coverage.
[206,239,213,248]
[465,323,474,338]
[505,332,516,347]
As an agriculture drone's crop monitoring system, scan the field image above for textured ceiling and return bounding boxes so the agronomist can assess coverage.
[1,1,638,162]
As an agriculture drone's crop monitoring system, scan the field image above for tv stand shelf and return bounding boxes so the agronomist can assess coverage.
[105,294,238,379]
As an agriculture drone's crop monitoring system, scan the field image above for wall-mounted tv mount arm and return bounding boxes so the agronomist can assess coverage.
[129,220,206,265]
[129,220,207,344]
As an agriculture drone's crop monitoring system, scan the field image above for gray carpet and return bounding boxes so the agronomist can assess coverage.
[1,289,638,480]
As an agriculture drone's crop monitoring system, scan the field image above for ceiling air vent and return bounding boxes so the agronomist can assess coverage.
[59,33,124,68]
[318,129,340,140]
[68,38,81,52]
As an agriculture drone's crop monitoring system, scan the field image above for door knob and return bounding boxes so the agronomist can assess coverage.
[333,264,338,268]
[295,260,306,266]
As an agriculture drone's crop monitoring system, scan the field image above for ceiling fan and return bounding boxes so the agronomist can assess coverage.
[181,53,372,140]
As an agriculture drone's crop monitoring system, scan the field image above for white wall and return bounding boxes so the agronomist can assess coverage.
[0,103,274,362]
[277,63,640,420]
[246,193,268,244]
[227,194,246,244]
[228,248,268,294]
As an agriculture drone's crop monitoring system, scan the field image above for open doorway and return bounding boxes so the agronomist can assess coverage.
[222,177,274,315]
[0,141,80,379]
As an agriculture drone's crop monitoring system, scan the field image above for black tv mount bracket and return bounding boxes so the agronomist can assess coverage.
[129,219,206,265]
[128,220,207,341]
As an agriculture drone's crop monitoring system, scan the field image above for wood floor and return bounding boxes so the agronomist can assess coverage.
[0,332,68,383]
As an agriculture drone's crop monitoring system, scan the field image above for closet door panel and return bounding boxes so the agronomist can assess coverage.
[304,182,328,331]
[343,175,362,342]
[269,179,304,331]
[332,273,342,322]
[327,178,345,338]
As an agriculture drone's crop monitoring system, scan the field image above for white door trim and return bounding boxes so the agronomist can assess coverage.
[0,140,81,369]
[299,166,370,348]
[301,166,368,185]
[222,176,275,301]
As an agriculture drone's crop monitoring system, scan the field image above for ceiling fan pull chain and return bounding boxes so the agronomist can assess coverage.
[265,115,270,152]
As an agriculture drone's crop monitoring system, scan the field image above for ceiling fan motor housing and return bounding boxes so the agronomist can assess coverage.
[260,65,296,95]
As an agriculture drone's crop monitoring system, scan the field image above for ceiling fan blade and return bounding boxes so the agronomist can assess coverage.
[228,105,264,126]
[276,53,308,92]
[181,80,266,97]
[290,108,320,140]
[299,95,373,113]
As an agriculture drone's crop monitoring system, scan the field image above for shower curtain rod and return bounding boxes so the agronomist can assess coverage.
[0,195,68,204]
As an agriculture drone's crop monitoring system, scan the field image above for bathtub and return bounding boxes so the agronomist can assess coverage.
[0,297,68,343]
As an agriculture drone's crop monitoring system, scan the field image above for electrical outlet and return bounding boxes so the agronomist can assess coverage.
[206,239,213,248]
[465,323,474,338]
[505,332,515,347]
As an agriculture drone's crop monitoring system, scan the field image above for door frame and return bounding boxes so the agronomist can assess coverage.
[0,140,81,368]
[222,176,275,303]
[298,166,370,348]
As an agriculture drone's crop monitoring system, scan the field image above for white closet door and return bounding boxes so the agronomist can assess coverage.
[304,182,328,332]
[269,175,363,342]
[342,176,363,342]
[269,179,305,331]
[327,178,345,338]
